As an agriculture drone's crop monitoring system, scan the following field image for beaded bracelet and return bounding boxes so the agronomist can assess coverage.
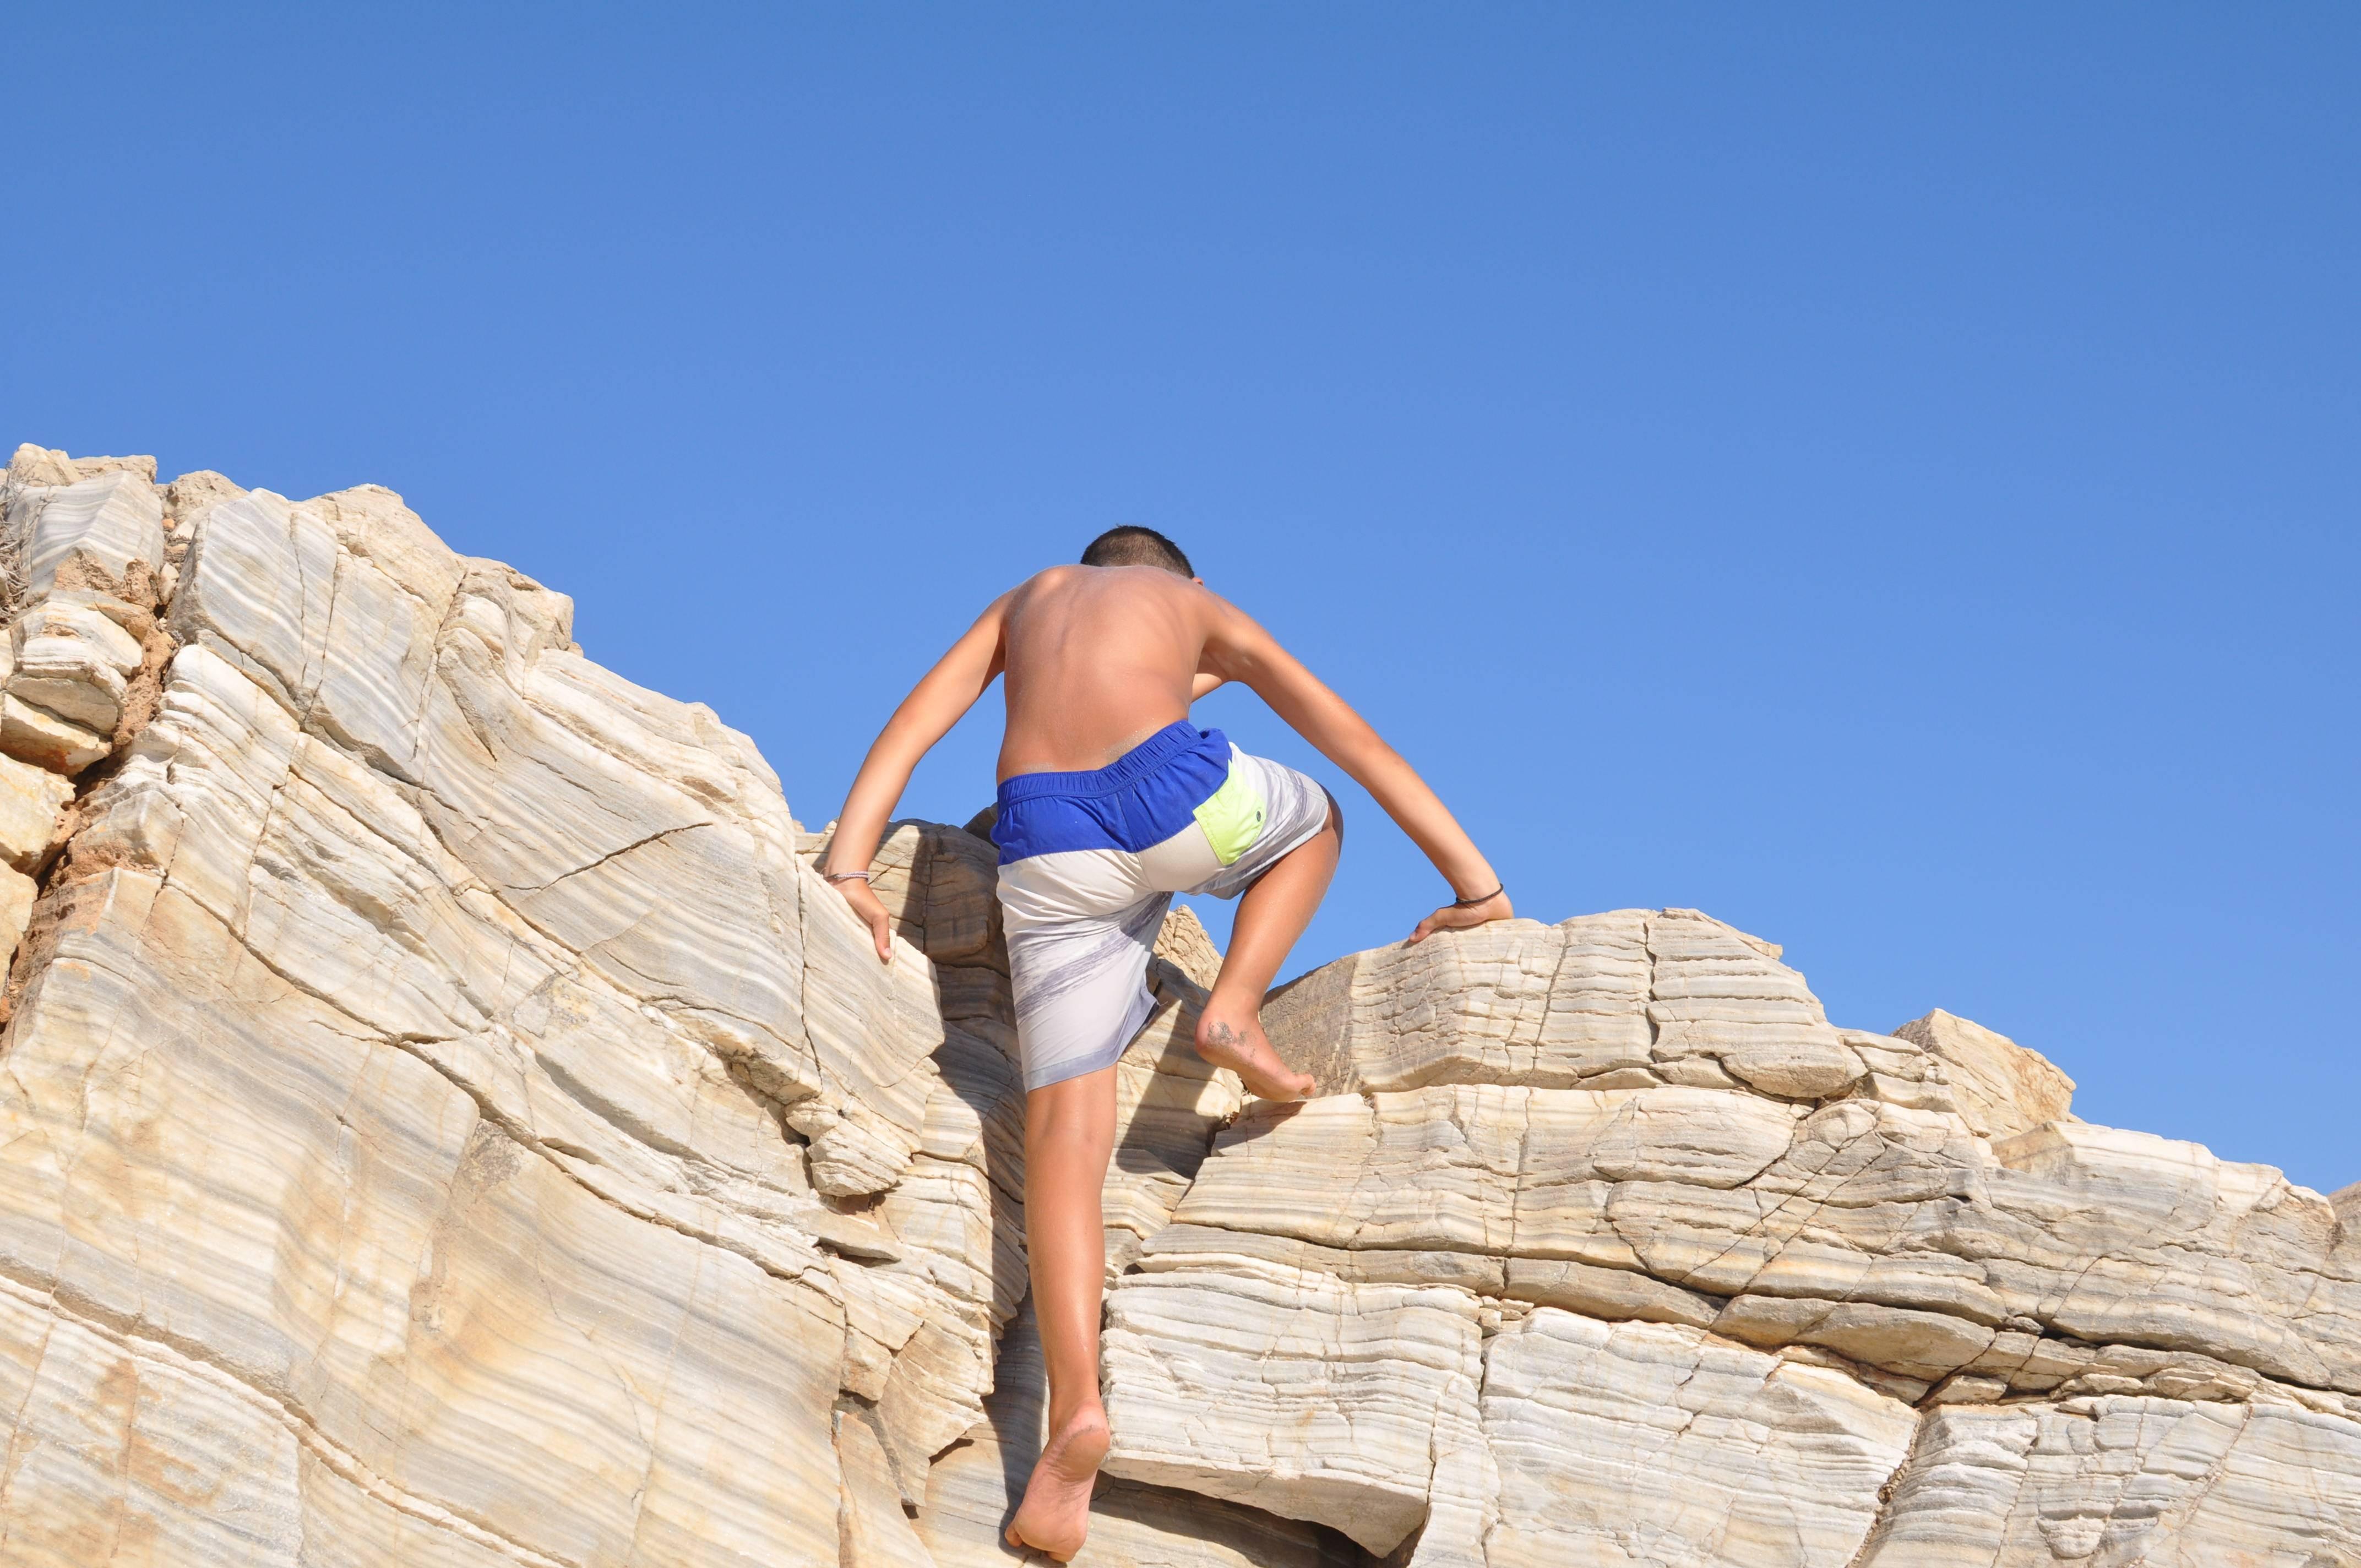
[823,870,873,885]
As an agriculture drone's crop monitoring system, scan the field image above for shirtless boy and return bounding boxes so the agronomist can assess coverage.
[823,526,1511,1561]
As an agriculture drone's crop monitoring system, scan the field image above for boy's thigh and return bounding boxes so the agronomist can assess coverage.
[1005,894,1169,1091]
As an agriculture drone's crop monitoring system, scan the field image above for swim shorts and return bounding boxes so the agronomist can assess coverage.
[993,721,1331,1091]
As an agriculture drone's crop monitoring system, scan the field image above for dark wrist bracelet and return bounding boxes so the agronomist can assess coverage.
[1449,883,1504,909]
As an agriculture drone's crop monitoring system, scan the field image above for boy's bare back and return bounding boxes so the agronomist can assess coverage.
[825,543,1508,964]
[997,564,1217,781]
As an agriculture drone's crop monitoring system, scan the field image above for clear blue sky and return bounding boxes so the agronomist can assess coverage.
[8,7,2354,1193]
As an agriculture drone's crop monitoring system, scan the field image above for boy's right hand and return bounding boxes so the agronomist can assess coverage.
[1407,888,1513,944]
[831,877,896,963]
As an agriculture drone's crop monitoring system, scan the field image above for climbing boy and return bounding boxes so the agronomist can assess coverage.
[822,526,1511,1561]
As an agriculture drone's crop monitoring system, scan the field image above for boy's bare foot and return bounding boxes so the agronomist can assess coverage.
[1005,1402,1112,1562]
[1192,1003,1314,1102]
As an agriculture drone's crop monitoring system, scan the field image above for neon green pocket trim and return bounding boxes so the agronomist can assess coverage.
[1192,764,1266,867]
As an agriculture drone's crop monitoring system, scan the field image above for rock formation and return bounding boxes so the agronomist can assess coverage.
[0,443,2352,1566]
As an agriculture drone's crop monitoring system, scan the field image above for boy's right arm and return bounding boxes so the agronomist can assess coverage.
[1198,593,1513,943]
[824,591,1014,961]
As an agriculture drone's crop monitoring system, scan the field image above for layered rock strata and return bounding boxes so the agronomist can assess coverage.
[0,444,2352,1566]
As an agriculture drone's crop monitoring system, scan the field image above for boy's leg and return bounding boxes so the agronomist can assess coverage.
[1193,792,1342,1101]
[1006,1064,1117,1557]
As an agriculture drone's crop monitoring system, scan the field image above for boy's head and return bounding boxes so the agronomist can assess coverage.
[1081,525,1194,578]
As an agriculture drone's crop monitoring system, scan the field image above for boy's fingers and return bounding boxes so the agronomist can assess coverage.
[831,881,894,963]
[1410,892,1519,945]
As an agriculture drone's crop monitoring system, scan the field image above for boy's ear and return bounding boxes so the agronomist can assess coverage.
[1192,576,1205,587]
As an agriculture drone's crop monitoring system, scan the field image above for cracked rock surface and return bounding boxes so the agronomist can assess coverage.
[0,444,2353,1565]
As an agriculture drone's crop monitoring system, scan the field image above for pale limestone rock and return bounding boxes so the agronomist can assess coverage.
[0,445,2351,1567]
[1101,1256,1486,1554]
[915,1016,1026,1240]
[920,1300,1362,1567]
[0,462,167,775]
[0,750,72,870]
[165,468,248,533]
[0,1272,543,1568]
[1100,1267,1919,1567]
[6,466,165,598]
[1478,1310,1918,1567]
[0,691,110,772]
[1257,946,1363,1093]
[167,484,458,782]
[1169,1080,2361,1401]
[1262,913,1653,1094]
[1153,901,1223,989]
[1893,1006,2074,1140]
[1858,1395,2361,1565]
[6,443,80,486]
[1263,907,1867,1102]
[72,453,161,483]
[1174,1085,1805,1259]
[1840,1026,1965,1116]
[1984,1119,2357,1386]
[0,451,1038,1560]
[3,445,154,486]
[1502,1254,1720,1327]
[801,814,1003,964]
[0,873,849,1566]
[1142,1221,1510,1295]
[8,594,145,733]
[1649,907,1863,1096]
[0,862,32,962]
[1951,1329,2340,1407]
[837,1408,943,1567]
[1713,1293,1997,1384]
[0,442,1252,1554]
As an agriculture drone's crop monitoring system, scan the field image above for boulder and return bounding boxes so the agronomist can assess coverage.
[8,594,144,733]
[0,690,110,773]
[1263,907,1864,1101]
[1102,1255,1485,1554]
[1892,1006,2074,1139]
[0,751,72,870]
[6,466,165,599]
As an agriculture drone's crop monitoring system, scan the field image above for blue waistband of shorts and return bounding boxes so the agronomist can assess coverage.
[995,721,1209,803]
[992,722,1233,864]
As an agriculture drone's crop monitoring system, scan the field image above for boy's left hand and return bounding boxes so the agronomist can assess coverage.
[1408,889,1513,944]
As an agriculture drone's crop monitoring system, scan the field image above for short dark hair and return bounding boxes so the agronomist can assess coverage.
[1080,525,1193,577]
